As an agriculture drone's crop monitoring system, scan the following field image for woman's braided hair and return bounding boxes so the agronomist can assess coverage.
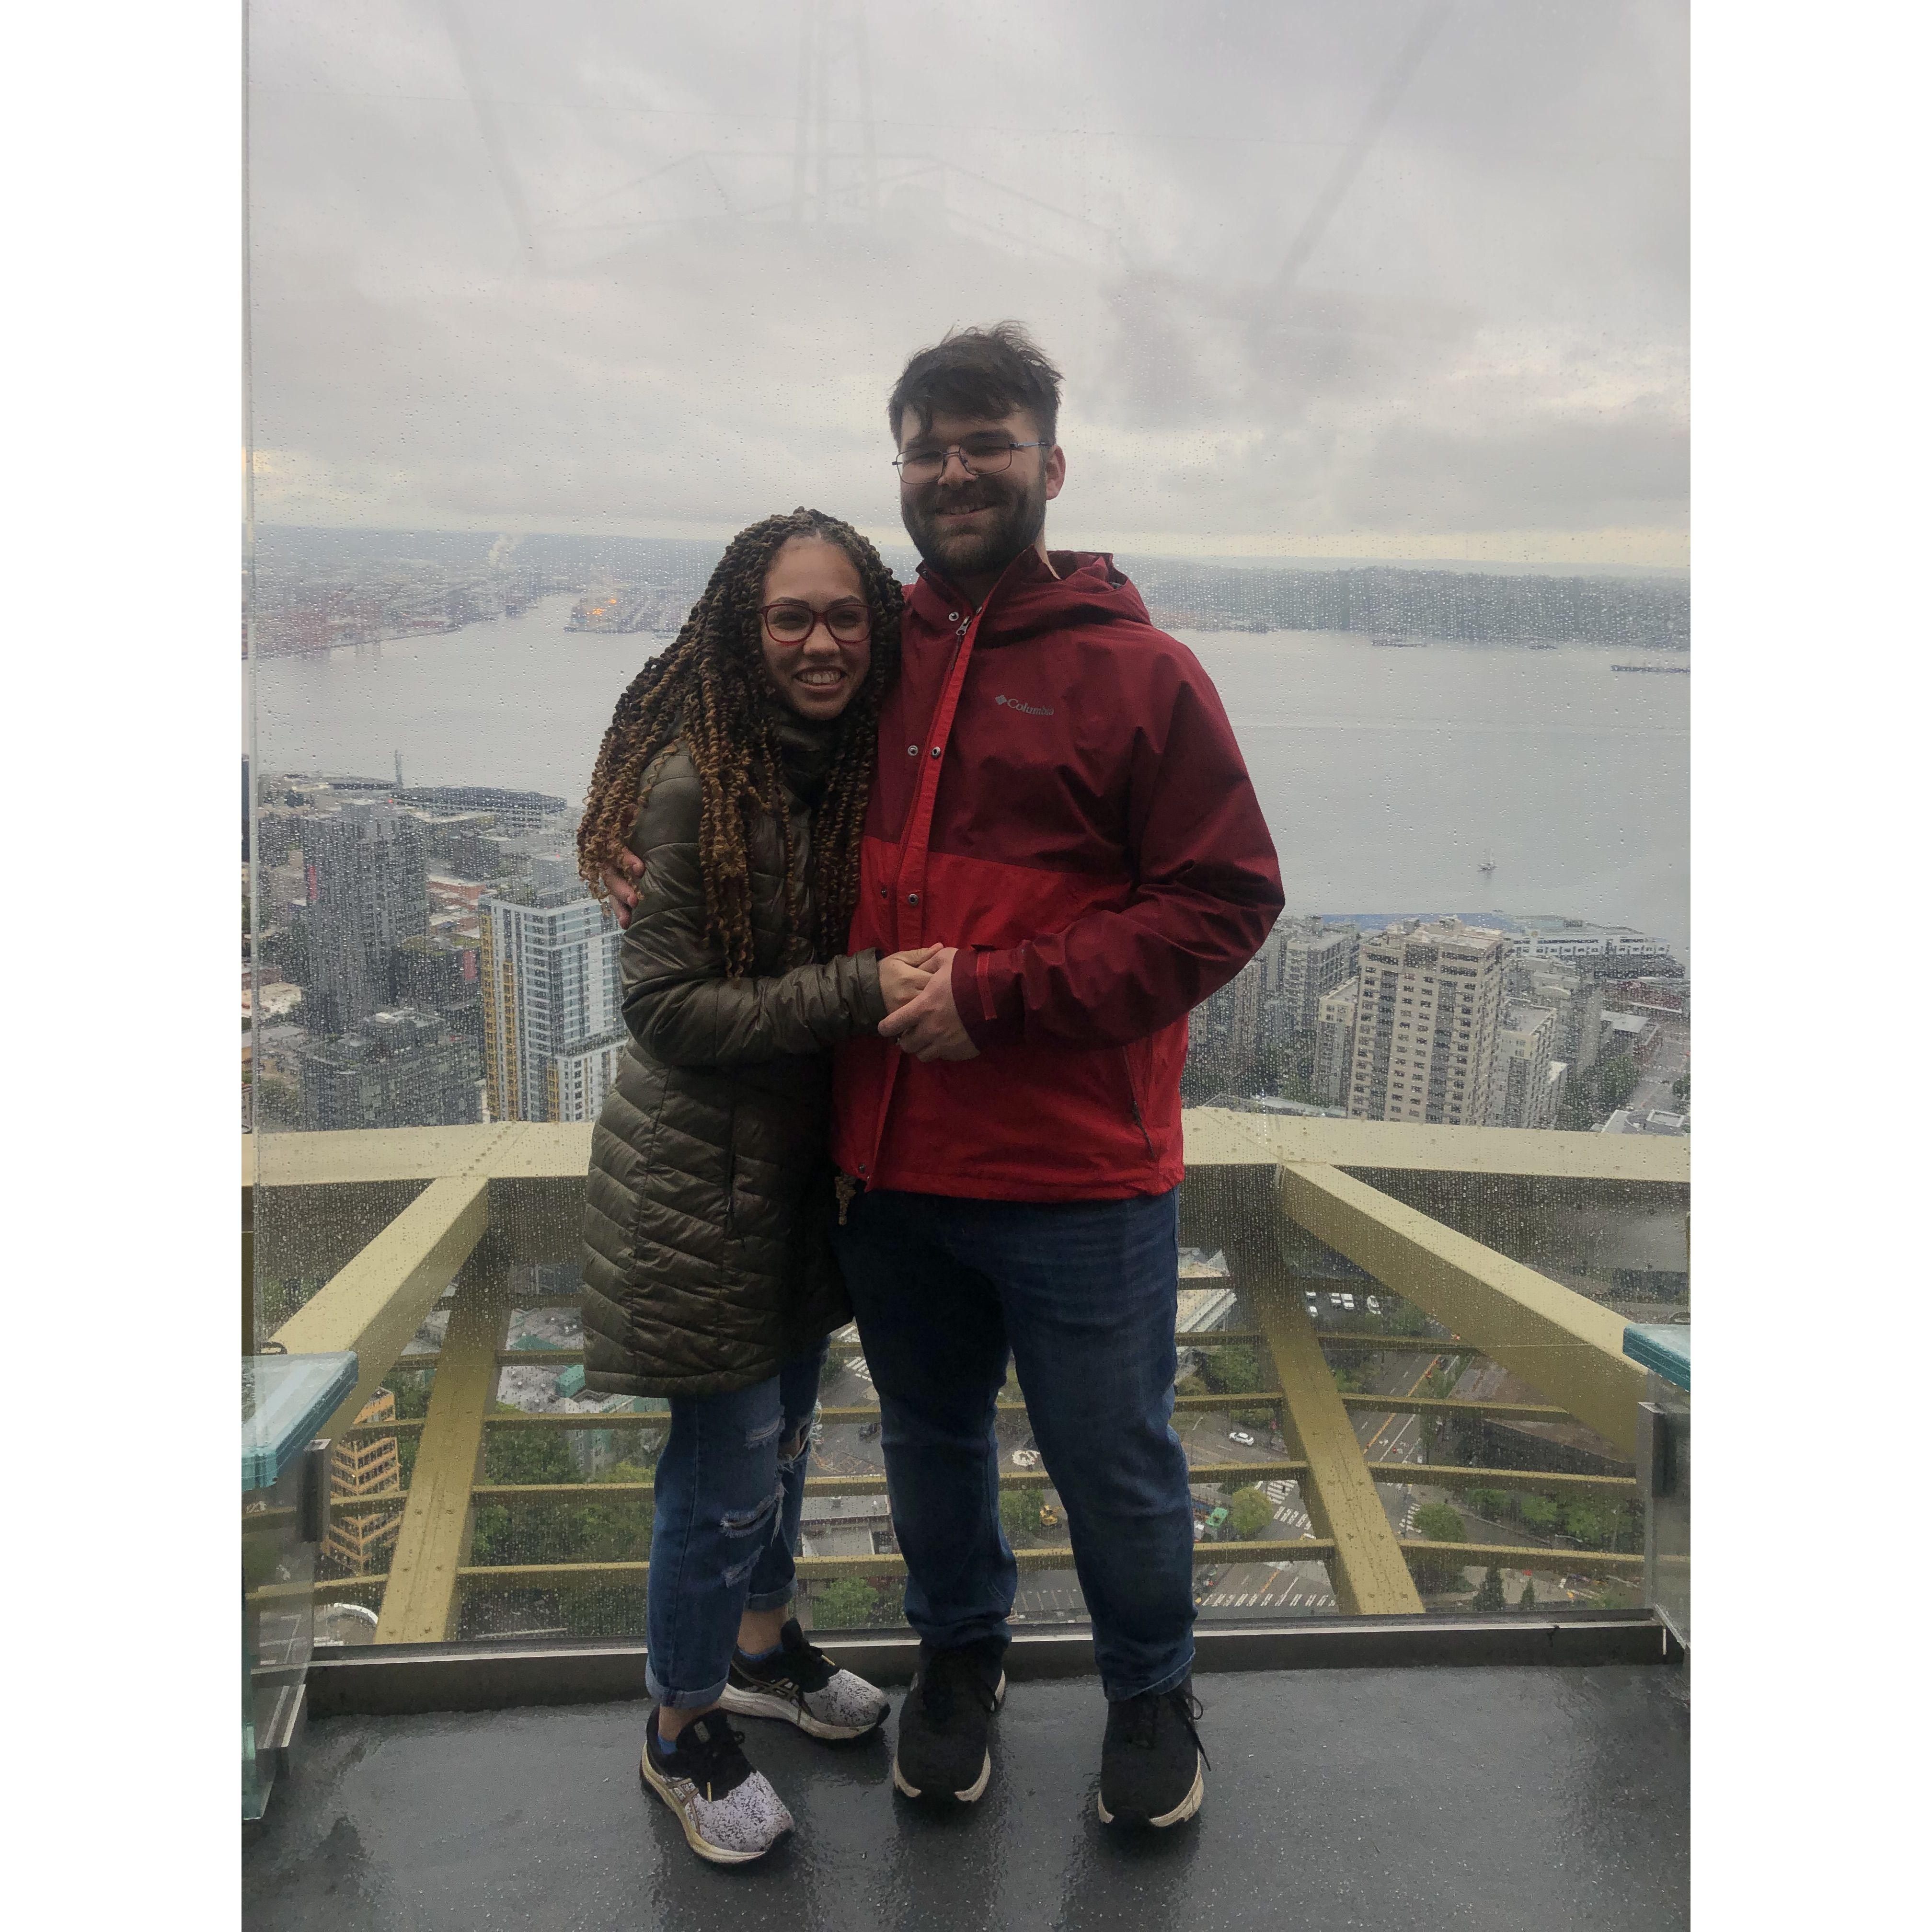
[576,508,901,976]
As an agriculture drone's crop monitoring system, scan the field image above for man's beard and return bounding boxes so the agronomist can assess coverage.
[900,471,1047,585]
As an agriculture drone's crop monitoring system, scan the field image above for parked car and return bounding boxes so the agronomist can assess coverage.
[1012,1448,1042,1470]
[858,1420,881,1440]
[1366,1295,1382,1316]
[1228,1428,1256,1447]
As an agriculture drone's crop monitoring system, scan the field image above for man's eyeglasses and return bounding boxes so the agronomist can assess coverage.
[760,599,872,645]
[892,436,1051,485]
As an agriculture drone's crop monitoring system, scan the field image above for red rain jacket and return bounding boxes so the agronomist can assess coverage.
[830,548,1283,1201]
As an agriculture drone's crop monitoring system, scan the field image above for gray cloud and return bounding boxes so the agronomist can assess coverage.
[248,0,1688,563]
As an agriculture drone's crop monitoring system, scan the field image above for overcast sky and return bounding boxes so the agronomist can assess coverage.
[248,0,1688,566]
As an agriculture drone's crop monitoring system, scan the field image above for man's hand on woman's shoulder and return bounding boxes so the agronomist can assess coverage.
[601,853,644,928]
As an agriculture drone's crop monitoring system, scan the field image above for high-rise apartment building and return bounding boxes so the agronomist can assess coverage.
[301,803,430,1034]
[297,1007,483,1131]
[1345,920,1508,1125]
[1272,918,1360,1035]
[325,1388,402,1576]
[481,859,624,1122]
[1490,1004,1566,1129]
[1315,977,1359,1106]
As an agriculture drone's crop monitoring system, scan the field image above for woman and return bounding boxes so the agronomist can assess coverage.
[575,507,932,1865]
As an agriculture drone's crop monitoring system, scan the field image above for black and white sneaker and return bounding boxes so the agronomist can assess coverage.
[1096,1679,1208,1828]
[640,1708,794,1865]
[720,1619,889,1741]
[891,1638,1007,1804]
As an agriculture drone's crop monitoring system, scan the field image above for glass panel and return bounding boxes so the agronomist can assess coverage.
[245,2,1686,1645]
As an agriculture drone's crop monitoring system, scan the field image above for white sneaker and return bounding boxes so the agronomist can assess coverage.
[640,1709,794,1865]
[720,1618,890,1742]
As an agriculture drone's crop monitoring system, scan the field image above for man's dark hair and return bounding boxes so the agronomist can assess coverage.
[887,322,1063,447]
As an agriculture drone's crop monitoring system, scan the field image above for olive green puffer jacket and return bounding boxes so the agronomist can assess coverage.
[580,718,886,1399]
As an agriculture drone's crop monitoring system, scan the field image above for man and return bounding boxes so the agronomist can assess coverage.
[610,324,1281,1829]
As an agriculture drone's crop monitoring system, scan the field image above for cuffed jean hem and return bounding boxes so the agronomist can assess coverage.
[645,1662,731,1710]
[742,1584,795,1614]
[1103,1648,1196,1702]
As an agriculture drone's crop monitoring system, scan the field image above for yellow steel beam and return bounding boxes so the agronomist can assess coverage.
[1251,1273,1424,1615]
[447,1537,1337,1593]
[1338,1392,1569,1422]
[249,1112,1687,1191]
[270,1172,491,1440]
[1401,1541,1644,1576]
[375,1275,503,1644]
[460,1460,1314,1506]
[1372,1463,1638,1497]
[1185,1110,1688,1185]
[1277,1163,1647,1455]
[345,1390,1568,1439]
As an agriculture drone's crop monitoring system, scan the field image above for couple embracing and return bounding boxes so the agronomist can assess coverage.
[574,323,1283,1864]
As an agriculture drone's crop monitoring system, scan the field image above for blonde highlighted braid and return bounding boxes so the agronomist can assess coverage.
[576,508,901,977]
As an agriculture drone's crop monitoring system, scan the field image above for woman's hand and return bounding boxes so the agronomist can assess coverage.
[879,945,943,1013]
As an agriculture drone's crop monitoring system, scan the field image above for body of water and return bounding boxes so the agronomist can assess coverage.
[252,596,1689,957]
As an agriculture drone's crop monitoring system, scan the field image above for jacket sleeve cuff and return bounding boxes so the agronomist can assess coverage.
[952,946,1026,1050]
[851,950,888,1031]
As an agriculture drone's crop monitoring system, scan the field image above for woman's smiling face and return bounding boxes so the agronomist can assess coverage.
[758,538,873,720]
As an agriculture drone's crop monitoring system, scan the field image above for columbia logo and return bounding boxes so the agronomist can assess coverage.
[993,694,1055,717]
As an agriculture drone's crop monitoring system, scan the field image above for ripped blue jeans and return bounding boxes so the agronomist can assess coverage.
[644,1339,828,1708]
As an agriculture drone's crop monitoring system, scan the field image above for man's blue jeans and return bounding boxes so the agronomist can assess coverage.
[644,1339,827,1709]
[835,1187,1196,1702]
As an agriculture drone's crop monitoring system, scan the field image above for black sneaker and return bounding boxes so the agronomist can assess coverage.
[890,1639,1007,1803]
[721,1619,889,1741]
[1097,1679,1208,1828]
[640,1708,794,1865]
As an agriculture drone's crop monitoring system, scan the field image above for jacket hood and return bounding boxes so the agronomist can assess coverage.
[908,549,1152,647]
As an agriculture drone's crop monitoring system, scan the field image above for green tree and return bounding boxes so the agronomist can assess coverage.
[1459,1487,1511,1522]
[1408,1502,1471,1593]
[1518,1577,1537,1610]
[483,1412,586,1486]
[1227,1486,1273,1541]
[1412,1503,1467,1544]
[1671,1072,1690,1106]
[813,1577,884,1629]
[1000,1487,1044,1547]
[1199,1347,1263,1396]
[1518,1494,1562,1533]
[1472,1565,1506,1613]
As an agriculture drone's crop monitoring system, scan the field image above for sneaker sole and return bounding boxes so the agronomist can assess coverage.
[639,1750,789,1866]
[1096,1754,1205,1830]
[890,1671,1005,1804]
[719,1681,886,1742]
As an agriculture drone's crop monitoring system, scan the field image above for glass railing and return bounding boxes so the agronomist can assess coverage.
[245,1113,1684,1648]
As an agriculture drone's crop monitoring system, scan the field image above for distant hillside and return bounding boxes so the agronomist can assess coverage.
[254,527,1688,652]
[1116,556,1689,649]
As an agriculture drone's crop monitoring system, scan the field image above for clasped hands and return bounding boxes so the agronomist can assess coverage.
[876,945,980,1063]
[600,853,978,1062]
